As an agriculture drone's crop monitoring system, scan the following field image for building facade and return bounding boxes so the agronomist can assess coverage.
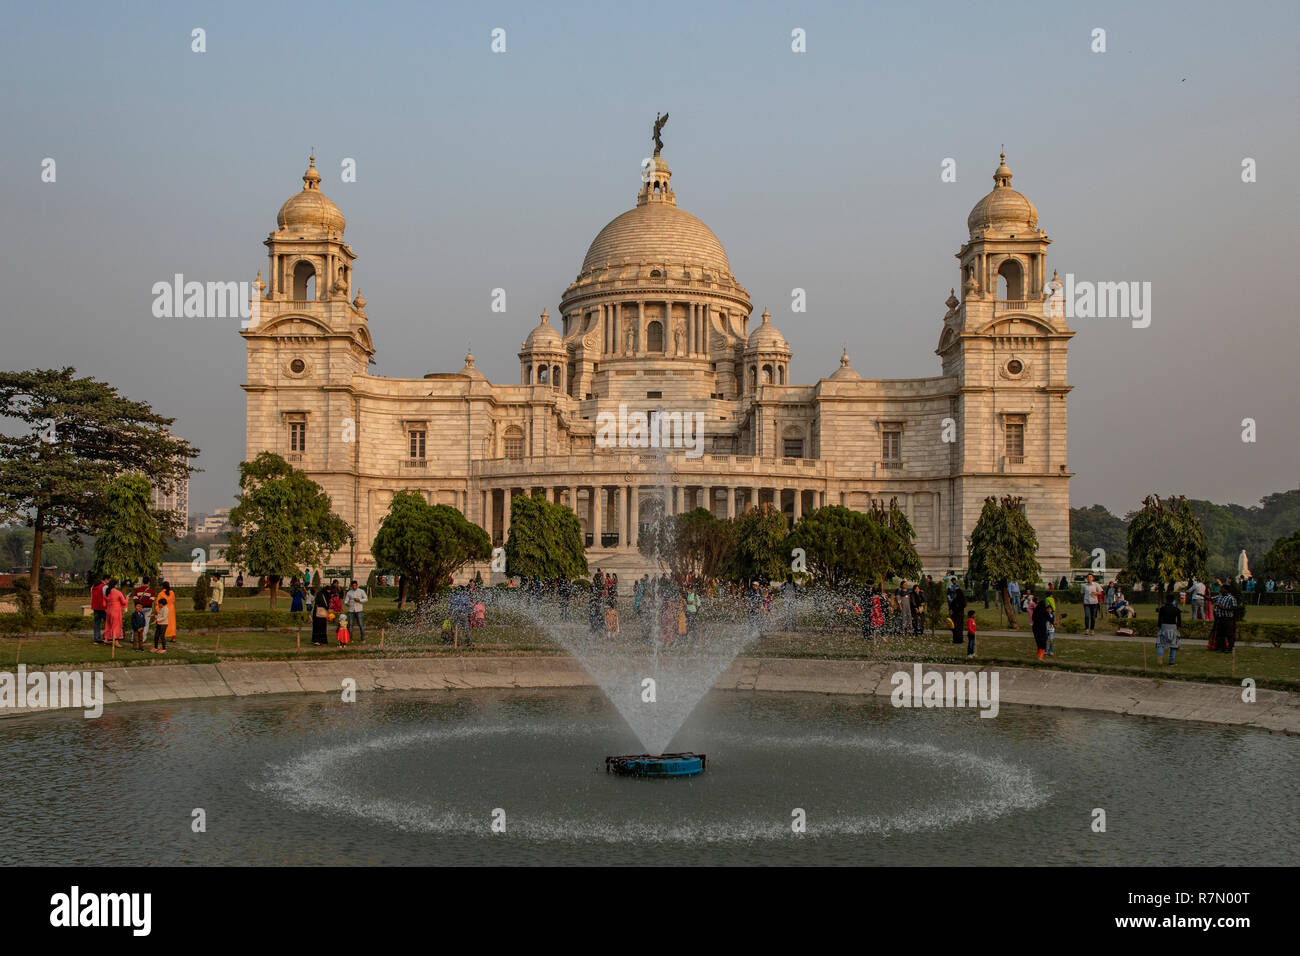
[241,148,1072,580]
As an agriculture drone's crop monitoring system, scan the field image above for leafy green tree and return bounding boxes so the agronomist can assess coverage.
[38,574,58,615]
[504,492,588,581]
[91,474,165,586]
[10,578,37,636]
[223,452,352,609]
[967,496,1041,629]
[192,572,210,612]
[638,504,734,580]
[0,368,198,583]
[869,499,922,585]
[372,490,491,606]
[725,503,789,583]
[1122,494,1207,596]
[1069,504,1127,566]
[787,505,889,588]
[1259,529,1300,583]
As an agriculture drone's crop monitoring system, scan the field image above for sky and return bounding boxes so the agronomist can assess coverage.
[1,0,1297,516]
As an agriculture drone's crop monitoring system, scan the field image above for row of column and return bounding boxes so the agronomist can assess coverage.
[597,301,711,357]
[480,483,829,549]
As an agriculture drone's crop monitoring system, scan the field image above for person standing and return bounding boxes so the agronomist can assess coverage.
[949,585,967,645]
[345,579,368,643]
[153,597,171,654]
[132,577,155,635]
[104,579,127,647]
[911,584,926,637]
[1044,592,1057,655]
[1213,585,1238,653]
[210,573,225,612]
[90,574,109,644]
[155,580,179,643]
[685,585,700,640]
[311,583,330,645]
[1081,573,1102,634]
[966,609,977,658]
[1156,592,1182,665]
[1189,578,1207,620]
[1031,595,1050,661]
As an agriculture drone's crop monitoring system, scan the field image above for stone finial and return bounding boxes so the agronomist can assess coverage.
[465,346,476,368]
[352,289,366,310]
[540,309,550,324]
[302,154,321,190]
[254,269,266,293]
[840,347,851,368]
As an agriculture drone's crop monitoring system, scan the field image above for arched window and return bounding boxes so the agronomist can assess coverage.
[777,366,785,385]
[292,261,316,300]
[762,364,774,384]
[524,366,532,385]
[646,321,664,351]
[504,426,524,459]
[538,365,549,384]
[997,259,1024,300]
[552,365,562,389]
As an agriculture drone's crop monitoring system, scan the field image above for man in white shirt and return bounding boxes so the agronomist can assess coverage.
[1189,579,1207,620]
[1081,574,1103,634]
[345,580,368,643]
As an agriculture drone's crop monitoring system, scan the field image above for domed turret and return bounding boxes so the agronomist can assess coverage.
[521,309,563,351]
[277,156,346,237]
[828,346,861,381]
[747,309,789,353]
[967,153,1038,238]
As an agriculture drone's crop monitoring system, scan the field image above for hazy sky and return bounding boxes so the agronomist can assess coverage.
[2,0,1296,516]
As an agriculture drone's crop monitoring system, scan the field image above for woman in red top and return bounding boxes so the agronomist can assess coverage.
[104,579,128,646]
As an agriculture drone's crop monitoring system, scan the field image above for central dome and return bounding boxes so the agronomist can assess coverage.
[581,203,731,276]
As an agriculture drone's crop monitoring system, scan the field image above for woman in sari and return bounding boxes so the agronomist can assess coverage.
[104,579,128,646]
[156,580,179,643]
[311,586,330,645]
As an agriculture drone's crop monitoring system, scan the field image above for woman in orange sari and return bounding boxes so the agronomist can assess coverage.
[104,579,128,646]
[157,580,179,642]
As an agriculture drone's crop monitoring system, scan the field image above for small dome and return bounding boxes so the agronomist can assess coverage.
[967,153,1038,237]
[747,309,789,352]
[829,347,861,380]
[521,310,564,351]
[461,347,486,380]
[277,156,346,236]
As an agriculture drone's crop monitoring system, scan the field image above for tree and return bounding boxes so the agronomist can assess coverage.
[725,503,789,583]
[504,492,588,581]
[1122,494,1207,596]
[91,474,165,586]
[192,572,210,612]
[1261,529,1300,582]
[1069,504,1127,566]
[38,574,58,614]
[638,504,734,580]
[868,499,922,585]
[372,491,491,607]
[10,578,37,636]
[967,496,1041,629]
[223,452,352,609]
[0,368,198,584]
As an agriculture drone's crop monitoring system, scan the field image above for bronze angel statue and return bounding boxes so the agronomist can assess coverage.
[652,112,669,155]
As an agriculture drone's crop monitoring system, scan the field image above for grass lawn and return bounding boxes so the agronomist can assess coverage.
[4,619,1297,692]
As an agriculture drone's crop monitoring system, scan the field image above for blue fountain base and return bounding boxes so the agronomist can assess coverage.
[605,753,706,777]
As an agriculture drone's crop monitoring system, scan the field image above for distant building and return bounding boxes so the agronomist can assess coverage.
[150,474,189,529]
[194,508,231,535]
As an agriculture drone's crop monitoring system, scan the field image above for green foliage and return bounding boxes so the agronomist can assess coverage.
[1122,494,1208,591]
[91,474,164,585]
[968,496,1042,587]
[224,453,352,584]
[786,504,917,588]
[725,504,790,583]
[372,490,491,604]
[638,503,734,579]
[923,579,947,633]
[1069,504,1128,565]
[38,574,58,614]
[1261,529,1300,582]
[192,572,210,612]
[504,493,588,580]
[9,577,37,634]
[968,496,1041,627]
[0,368,198,582]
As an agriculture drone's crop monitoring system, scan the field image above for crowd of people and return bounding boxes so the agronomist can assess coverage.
[89,574,178,653]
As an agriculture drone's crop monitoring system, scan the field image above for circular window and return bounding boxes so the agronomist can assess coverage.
[1006,359,1024,375]
[290,359,306,374]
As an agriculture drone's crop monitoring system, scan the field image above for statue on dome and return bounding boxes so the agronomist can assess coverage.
[652,112,669,156]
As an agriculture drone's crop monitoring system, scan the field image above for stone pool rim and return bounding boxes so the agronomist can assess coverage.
[0,656,1295,734]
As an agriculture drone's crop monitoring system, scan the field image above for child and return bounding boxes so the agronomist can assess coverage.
[441,618,454,644]
[605,604,620,636]
[1044,595,1056,656]
[152,597,170,653]
[131,602,146,652]
[966,609,977,658]
[336,620,351,648]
